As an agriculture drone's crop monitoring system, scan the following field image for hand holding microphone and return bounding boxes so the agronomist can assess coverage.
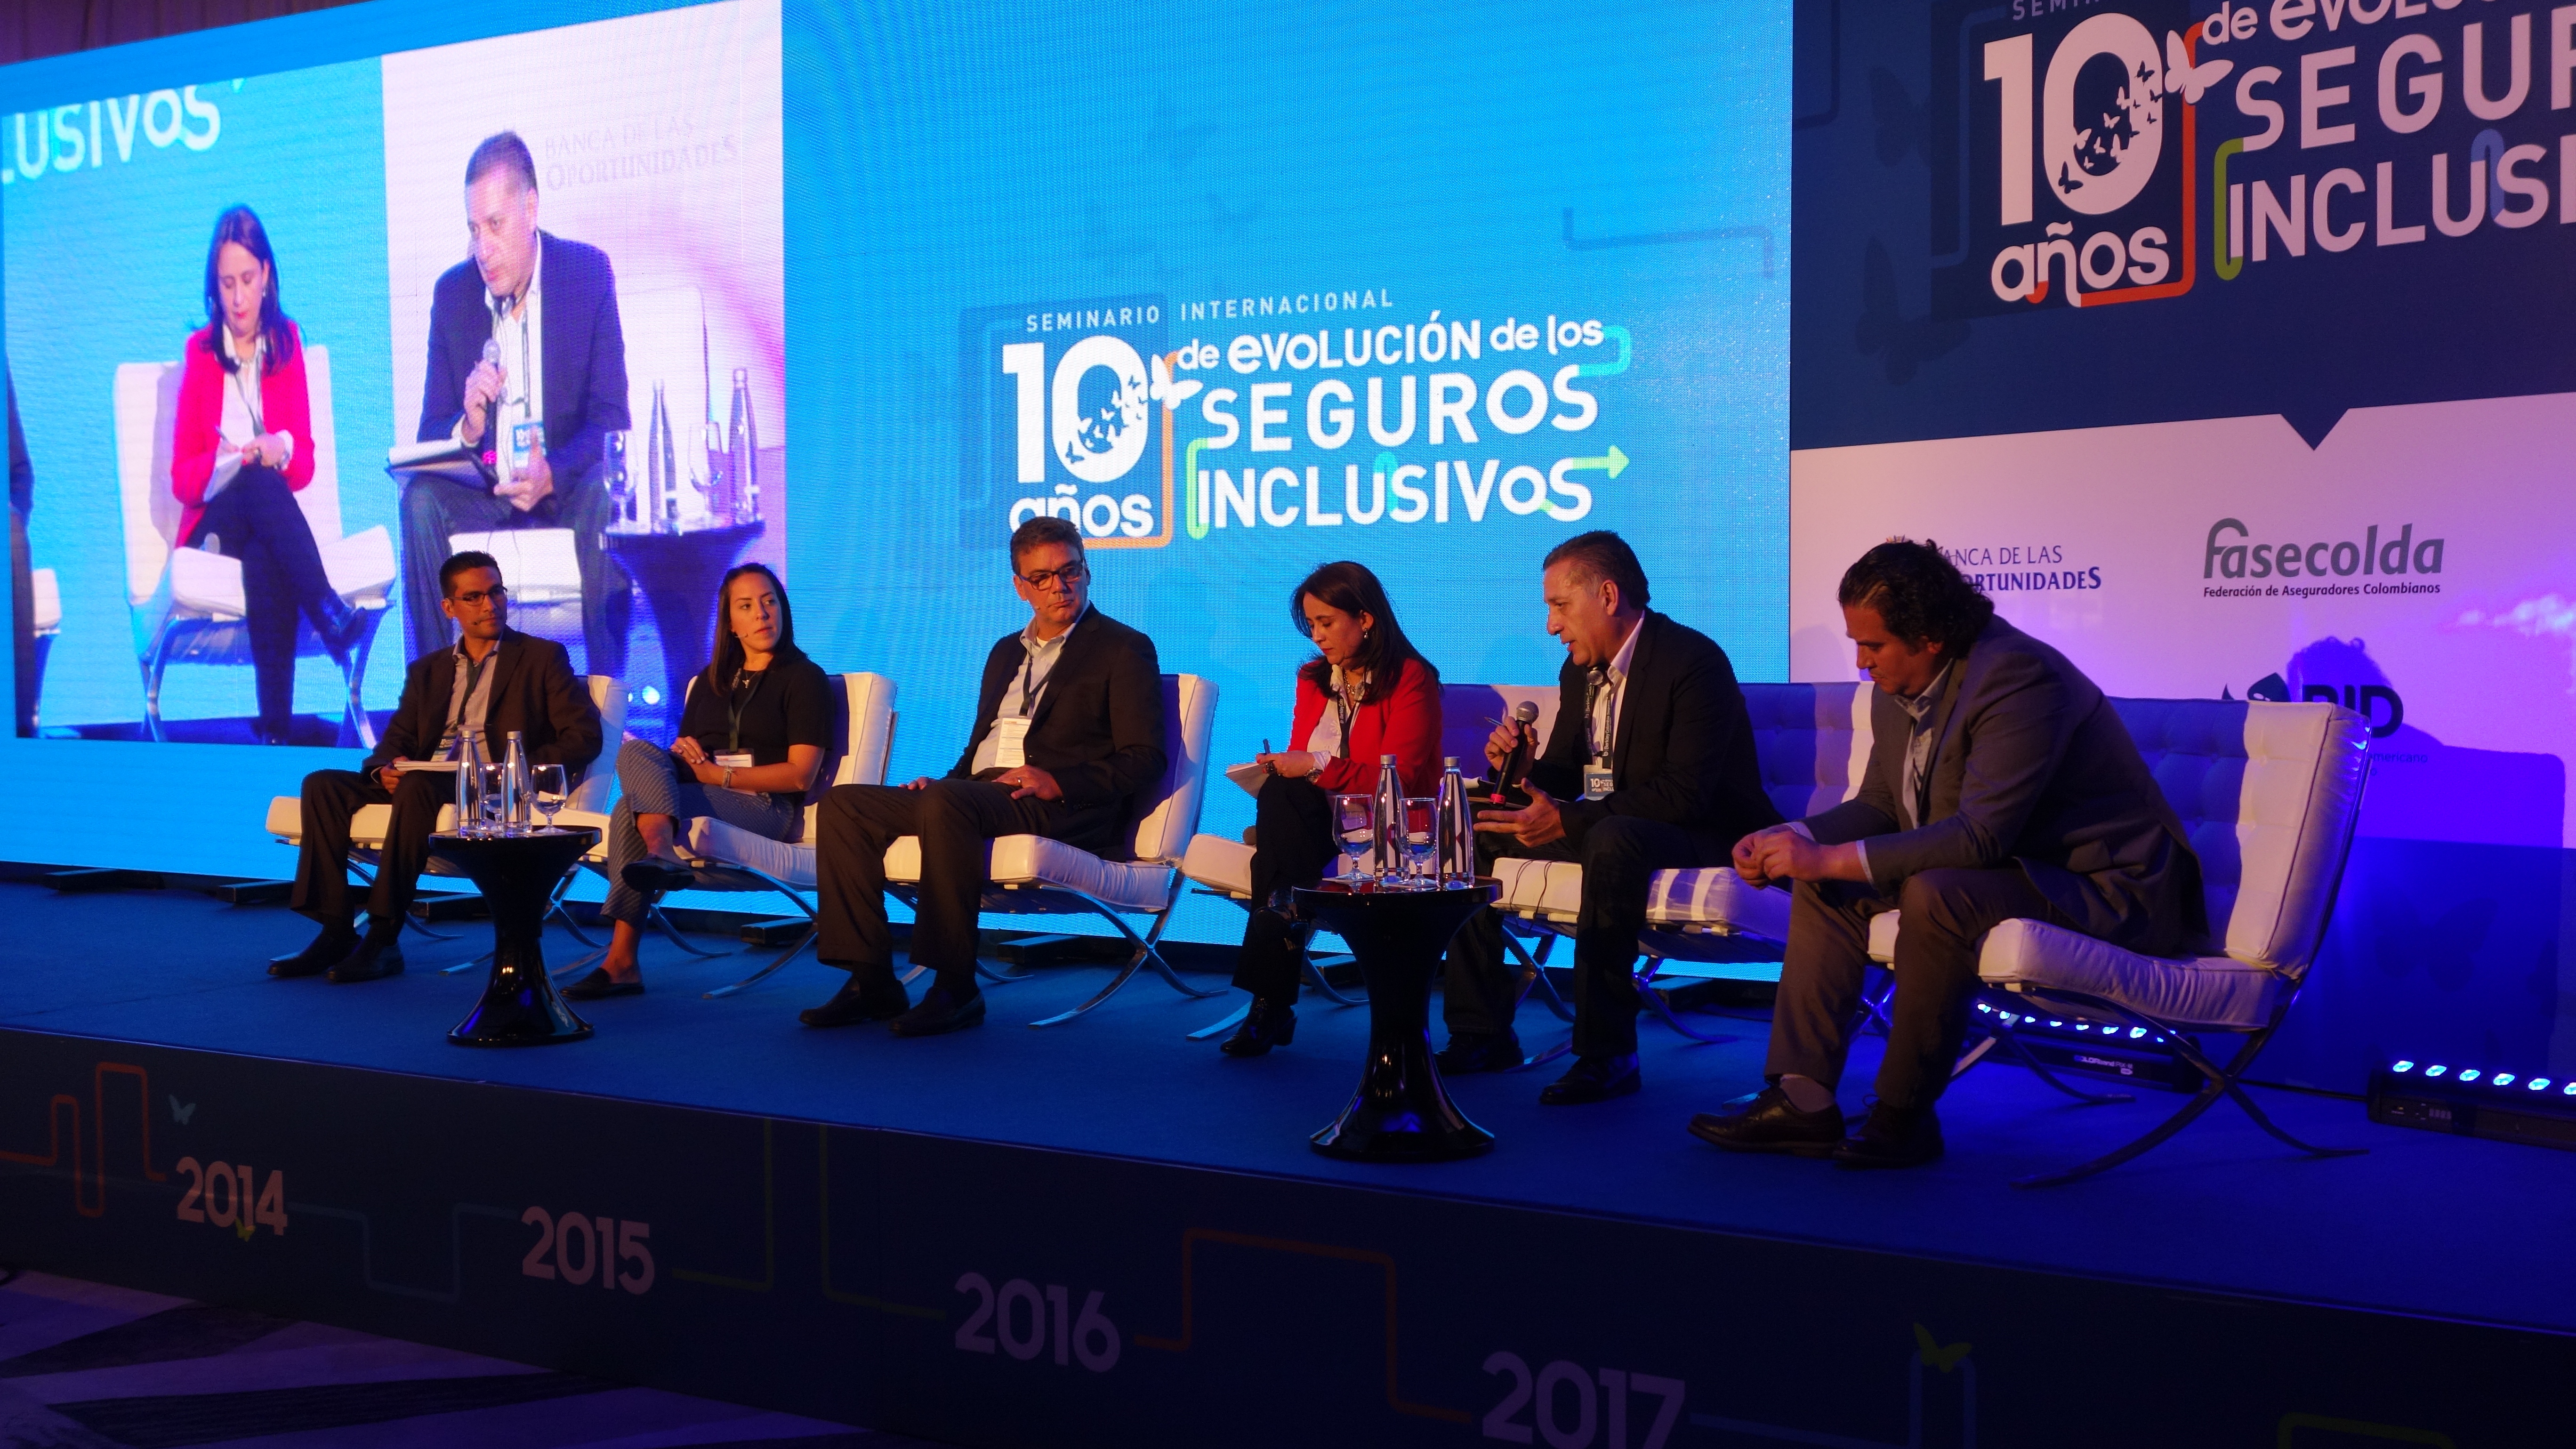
[462,338,506,446]
[1481,700,1540,801]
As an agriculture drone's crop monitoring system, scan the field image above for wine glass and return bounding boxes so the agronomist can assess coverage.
[1333,793,1376,881]
[475,763,512,837]
[1402,798,1438,884]
[531,763,568,831]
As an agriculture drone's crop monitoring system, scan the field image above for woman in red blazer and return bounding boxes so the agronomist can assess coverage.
[171,205,360,744]
[1218,559,1442,1056]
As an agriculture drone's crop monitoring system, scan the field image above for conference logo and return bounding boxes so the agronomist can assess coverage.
[2199,516,2447,599]
[960,290,1637,550]
[1934,0,2576,318]
[2,86,224,182]
[1935,0,2202,316]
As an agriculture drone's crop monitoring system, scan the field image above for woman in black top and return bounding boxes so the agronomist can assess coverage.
[563,564,833,998]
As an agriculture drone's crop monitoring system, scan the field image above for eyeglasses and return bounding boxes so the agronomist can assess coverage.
[1019,562,1088,591]
[451,585,509,607]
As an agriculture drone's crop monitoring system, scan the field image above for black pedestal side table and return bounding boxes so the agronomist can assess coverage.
[1296,879,1497,1161]
[432,827,602,1046]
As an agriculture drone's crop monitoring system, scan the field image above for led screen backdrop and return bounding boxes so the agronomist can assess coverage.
[6,0,784,745]
[0,0,1794,951]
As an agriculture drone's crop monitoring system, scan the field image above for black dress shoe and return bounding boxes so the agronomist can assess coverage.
[1434,1031,1523,1074]
[269,926,355,978]
[1687,1086,1846,1157]
[314,594,364,665]
[1220,998,1297,1057]
[561,968,644,1000]
[325,931,405,984]
[1833,1102,1945,1169]
[891,985,986,1037]
[621,858,700,894]
[1538,1053,1642,1105]
[798,973,914,1028]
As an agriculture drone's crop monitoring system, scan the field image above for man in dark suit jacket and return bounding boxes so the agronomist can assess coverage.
[805,515,1167,1036]
[401,131,630,677]
[1443,531,1783,1104]
[274,550,603,984]
[1697,540,2205,1168]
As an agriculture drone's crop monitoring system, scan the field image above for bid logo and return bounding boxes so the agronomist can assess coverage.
[957,296,1176,550]
[1936,0,2219,314]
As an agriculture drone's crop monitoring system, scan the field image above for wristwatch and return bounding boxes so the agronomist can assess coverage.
[721,766,736,789]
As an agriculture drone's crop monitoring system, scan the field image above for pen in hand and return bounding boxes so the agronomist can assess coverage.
[1262,739,1274,775]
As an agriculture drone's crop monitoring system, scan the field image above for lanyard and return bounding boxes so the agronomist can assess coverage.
[1016,644,1046,717]
[1585,667,1620,762]
[448,647,492,753]
[725,667,765,752]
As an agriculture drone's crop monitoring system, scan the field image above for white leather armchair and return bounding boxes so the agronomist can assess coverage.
[622,672,899,997]
[885,672,1218,1027]
[115,348,397,745]
[266,673,626,956]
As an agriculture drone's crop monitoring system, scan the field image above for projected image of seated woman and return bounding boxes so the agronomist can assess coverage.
[169,205,365,744]
[564,563,830,999]
[1218,560,1441,1057]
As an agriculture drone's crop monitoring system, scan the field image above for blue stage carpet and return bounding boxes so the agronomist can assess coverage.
[5,881,2572,1338]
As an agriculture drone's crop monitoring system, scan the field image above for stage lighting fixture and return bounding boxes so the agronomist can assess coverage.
[1970,999,2195,1092]
[2370,1056,2576,1151]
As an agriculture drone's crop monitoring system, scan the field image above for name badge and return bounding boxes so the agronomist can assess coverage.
[992,716,1032,769]
[1583,761,1614,801]
[715,752,755,770]
[505,419,545,476]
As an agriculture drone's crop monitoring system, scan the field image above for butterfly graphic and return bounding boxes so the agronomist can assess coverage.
[1148,354,1201,411]
[2162,31,2234,105]
[169,1095,197,1125]
[1913,1323,1972,1373]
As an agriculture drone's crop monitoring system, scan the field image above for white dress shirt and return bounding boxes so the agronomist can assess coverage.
[970,605,1087,773]
[206,328,292,499]
[461,243,545,481]
[1585,616,1643,763]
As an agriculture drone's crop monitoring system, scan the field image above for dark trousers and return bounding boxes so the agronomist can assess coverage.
[188,466,339,737]
[292,766,458,926]
[1443,815,1727,1057]
[1230,774,1340,1004]
[400,468,627,677]
[813,779,1058,996]
[10,504,32,736]
[1766,867,2069,1111]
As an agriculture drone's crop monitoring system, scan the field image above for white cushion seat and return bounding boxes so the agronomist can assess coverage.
[1180,833,1255,899]
[884,832,1177,913]
[1644,866,1792,942]
[31,569,61,634]
[172,526,395,618]
[1973,918,2288,1032]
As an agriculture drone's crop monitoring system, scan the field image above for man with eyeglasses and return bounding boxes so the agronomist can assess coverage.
[803,515,1166,1035]
[271,550,602,983]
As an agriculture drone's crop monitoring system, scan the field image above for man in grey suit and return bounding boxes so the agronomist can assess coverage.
[1691,540,2204,1168]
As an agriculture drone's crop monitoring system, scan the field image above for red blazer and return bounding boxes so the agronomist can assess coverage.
[1287,656,1442,797]
[171,322,315,547]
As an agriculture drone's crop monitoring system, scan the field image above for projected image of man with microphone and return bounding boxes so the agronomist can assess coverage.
[1438,531,1782,1105]
[401,131,630,677]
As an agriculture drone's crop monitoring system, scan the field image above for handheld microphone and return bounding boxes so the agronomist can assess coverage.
[1482,700,1540,800]
[482,337,500,367]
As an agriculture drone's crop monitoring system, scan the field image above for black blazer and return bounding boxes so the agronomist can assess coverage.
[1804,617,2207,956]
[1527,610,1782,849]
[947,608,1166,855]
[416,232,629,501]
[365,628,604,785]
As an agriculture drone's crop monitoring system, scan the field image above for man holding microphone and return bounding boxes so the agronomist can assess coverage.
[402,131,630,677]
[1440,531,1781,1103]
